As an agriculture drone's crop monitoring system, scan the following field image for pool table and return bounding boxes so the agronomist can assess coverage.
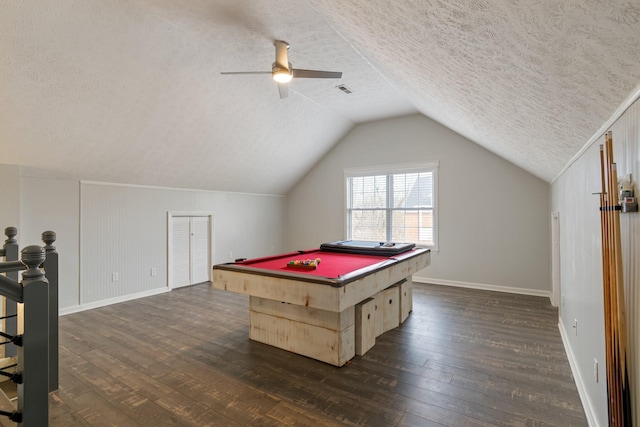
[212,247,430,366]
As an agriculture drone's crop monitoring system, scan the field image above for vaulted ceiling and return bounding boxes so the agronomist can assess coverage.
[2,1,640,194]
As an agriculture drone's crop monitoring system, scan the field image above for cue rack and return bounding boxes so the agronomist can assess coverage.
[598,131,632,426]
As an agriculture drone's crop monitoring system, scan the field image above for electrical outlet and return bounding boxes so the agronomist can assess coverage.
[228,251,233,260]
[150,268,157,277]
[112,272,119,282]
[561,294,565,307]
[593,358,599,382]
[573,318,578,336]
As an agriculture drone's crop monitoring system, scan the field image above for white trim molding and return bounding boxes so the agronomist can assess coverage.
[552,81,640,184]
[80,180,285,198]
[60,287,170,316]
[413,276,552,300]
[558,318,600,427]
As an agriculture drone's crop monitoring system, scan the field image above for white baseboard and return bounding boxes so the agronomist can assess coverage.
[59,287,171,316]
[558,318,599,427]
[414,276,552,300]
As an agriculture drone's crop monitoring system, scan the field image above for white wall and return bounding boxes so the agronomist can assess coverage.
[79,182,285,309]
[0,164,21,234]
[286,114,551,295]
[551,98,640,427]
[20,177,80,309]
[1,174,286,313]
[79,182,284,305]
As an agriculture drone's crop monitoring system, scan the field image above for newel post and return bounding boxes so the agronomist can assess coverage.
[3,227,18,358]
[18,245,49,426]
[42,231,58,392]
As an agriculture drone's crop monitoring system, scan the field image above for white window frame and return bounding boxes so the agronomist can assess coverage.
[344,162,438,250]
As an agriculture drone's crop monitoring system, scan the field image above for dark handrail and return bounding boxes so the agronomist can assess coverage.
[0,260,25,274]
[0,276,23,303]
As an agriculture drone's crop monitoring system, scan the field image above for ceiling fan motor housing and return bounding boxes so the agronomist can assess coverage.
[274,40,290,68]
[272,62,293,82]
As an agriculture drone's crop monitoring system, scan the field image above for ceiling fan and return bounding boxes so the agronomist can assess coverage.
[221,40,342,99]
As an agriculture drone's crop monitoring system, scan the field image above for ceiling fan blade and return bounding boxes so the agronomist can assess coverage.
[277,82,289,99]
[220,71,271,75]
[291,69,342,79]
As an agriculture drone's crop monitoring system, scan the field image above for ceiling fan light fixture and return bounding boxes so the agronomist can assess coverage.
[222,42,342,99]
[272,69,292,83]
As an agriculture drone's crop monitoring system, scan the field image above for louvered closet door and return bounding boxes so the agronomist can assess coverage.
[190,217,210,284]
[172,217,191,288]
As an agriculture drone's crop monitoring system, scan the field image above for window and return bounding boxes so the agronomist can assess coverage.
[345,163,437,248]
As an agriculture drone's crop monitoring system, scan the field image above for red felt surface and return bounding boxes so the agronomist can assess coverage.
[238,250,389,278]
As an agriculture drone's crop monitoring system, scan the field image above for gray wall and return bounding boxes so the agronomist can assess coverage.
[286,114,551,295]
[551,97,640,427]
[79,182,285,307]
[1,171,286,313]
[0,164,21,233]
[20,177,80,310]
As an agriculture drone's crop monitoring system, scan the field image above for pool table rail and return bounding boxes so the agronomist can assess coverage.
[212,248,429,313]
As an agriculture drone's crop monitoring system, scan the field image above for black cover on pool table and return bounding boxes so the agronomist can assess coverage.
[319,240,416,256]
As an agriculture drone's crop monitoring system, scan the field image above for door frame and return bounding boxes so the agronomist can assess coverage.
[167,211,214,289]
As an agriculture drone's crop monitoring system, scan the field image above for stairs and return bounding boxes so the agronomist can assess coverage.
[0,357,18,426]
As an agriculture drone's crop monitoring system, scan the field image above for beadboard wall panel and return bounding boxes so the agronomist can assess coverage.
[80,182,285,306]
[609,100,640,426]
[551,98,640,426]
[20,177,80,309]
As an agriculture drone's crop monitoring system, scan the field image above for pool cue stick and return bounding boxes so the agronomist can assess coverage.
[606,132,632,425]
[599,145,616,426]
[601,145,621,426]
[605,133,624,426]
[599,132,631,426]
[605,136,622,426]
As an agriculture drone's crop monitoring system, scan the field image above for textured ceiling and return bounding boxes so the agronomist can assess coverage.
[2,1,640,194]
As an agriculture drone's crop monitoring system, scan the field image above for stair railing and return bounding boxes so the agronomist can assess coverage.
[0,227,59,425]
[0,245,49,424]
[0,227,18,359]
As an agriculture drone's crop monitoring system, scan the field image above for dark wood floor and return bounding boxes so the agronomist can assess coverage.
[23,283,589,426]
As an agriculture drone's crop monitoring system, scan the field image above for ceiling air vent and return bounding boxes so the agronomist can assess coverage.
[336,84,352,94]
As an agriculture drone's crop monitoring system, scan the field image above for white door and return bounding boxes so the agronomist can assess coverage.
[190,217,210,284]
[172,217,191,288]
[171,216,210,288]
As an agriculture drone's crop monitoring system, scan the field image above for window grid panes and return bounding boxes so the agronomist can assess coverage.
[346,167,436,247]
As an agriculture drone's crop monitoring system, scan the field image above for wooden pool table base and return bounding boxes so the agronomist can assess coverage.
[248,279,413,366]
[249,296,356,366]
